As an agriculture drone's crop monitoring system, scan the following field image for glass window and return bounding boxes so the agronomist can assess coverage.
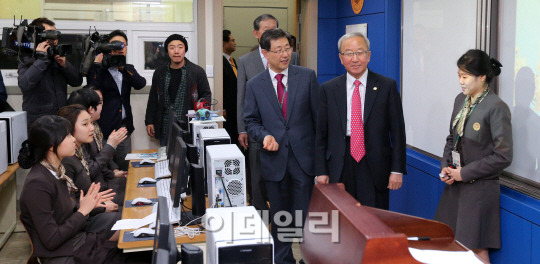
[1,0,193,23]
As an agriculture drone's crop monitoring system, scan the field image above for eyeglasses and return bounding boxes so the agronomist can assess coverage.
[340,50,369,58]
[268,47,293,55]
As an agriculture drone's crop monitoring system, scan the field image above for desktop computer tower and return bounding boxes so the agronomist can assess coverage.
[198,129,230,180]
[206,144,246,208]
[0,121,8,175]
[206,206,273,264]
[192,122,218,148]
[0,112,27,164]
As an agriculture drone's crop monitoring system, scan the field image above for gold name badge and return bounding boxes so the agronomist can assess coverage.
[473,122,481,131]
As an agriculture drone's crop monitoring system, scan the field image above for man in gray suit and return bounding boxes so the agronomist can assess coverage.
[237,14,300,212]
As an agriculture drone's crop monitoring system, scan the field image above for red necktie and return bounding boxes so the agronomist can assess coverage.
[276,74,287,120]
[351,80,365,162]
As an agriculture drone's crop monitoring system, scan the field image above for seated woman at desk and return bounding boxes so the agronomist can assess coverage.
[18,115,146,264]
[67,86,128,203]
[57,104,123,236]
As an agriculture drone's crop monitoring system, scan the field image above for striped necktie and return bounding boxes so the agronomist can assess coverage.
[229,57,237,77]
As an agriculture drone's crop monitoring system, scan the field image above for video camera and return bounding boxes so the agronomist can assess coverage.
[1,16,72,63]
[80,28,126,75]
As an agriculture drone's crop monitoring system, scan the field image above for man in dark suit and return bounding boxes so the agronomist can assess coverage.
[237,14,300,212]
[223,30,238,145]
[87,30,147,170]
[244,28,319,264]
[315,32,406,210]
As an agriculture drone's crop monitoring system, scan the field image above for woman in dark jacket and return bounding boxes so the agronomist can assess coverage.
[19,115,119,264]
[434,49,513,262]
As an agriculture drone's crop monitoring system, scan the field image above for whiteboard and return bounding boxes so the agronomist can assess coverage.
[402,0,477,157]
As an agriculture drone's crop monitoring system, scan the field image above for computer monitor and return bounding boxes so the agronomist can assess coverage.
[170,137,189,208]
[152,196,180,264]
[165,109,178,147]
[167,122,181,169]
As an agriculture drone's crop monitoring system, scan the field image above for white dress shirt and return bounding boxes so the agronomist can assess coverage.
[346,70,368,136]
[47,169,59,179]
[223,53,233,66]
[268,67,289,96]
[108,67,126,120]
[259,46,269,70]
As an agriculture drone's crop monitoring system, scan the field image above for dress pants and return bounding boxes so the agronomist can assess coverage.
[248,136,269,212]
[341,137,389,210]
[266,148,314,264]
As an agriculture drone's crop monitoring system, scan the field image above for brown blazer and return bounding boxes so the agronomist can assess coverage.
[20,163,87,258]
[84,141,117,182]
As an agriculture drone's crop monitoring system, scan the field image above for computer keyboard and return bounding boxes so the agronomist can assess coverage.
[154,178,181,225]
[154,160,171,179]
[157,146,167,161]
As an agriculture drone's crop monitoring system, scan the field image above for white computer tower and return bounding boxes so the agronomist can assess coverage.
[193,122,218,150]
[206,144,246,208]
[206,206,273,264]
[198,129,230,178]
[0,112,27,164]
[0,121,8,175]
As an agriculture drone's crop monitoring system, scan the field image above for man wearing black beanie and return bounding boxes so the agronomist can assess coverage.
[145,34,212,146]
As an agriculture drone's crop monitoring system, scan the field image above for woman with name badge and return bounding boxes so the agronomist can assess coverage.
[434,49,513,263]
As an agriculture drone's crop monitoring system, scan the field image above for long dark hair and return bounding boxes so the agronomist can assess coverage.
[457,49,503,84]
[18,115,71,169]
[56,104,87,134]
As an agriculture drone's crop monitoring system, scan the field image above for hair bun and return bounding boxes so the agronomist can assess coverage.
[18,140,34,169]
[491,58,503,76]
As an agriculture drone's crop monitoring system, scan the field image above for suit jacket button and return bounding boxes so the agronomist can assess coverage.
[286,127,289,130]
[285,144,289,148]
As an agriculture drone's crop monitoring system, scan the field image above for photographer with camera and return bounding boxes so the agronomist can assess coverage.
[17,17,83,130]
[87,30,146,171]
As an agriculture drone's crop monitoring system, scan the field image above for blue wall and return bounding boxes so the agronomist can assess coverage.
[318,1,540,263]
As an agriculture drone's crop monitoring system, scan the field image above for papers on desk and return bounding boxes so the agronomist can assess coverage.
[125,152,158,160]
[111,213,157,230]
[189,116,226,123]
[408,248,483,264]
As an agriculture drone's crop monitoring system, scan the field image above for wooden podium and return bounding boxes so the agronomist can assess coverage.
[300,184,485,264]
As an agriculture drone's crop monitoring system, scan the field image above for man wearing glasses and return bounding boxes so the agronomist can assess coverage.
[236,14,300,214]
[314,32,406,210]
[243,28,319,264]
[18,17,83,130]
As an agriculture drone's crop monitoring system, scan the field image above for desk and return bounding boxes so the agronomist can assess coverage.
[0,163,19,248]
[118,149,206,253]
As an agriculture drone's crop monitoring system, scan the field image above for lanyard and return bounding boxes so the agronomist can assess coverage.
[453,89,489,150]
[276,81,288,110]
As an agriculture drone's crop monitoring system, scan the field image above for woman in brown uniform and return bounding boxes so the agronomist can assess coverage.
[434,49,513,262]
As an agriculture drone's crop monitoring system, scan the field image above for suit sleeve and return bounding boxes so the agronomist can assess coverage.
[86,63,102,87]
[441,97,460,170]
[236,58,248,133]
[0,70,7,104]
[388,80,407,174]
[124,65,146,90]
[61,60,83,87]
[145,71,159,126]
[315,84,329,176]
[23,180,87,251]
[243,81,270,143]
[17,58,51,93]
[461,102,513,182]
[309,70,320,126]
[85,144,115,182]
[197,67,212,102]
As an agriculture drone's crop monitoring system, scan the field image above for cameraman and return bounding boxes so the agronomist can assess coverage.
[17,17,83,130]
[87,30,146,171]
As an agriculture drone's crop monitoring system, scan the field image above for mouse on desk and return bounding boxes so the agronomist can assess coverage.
[140,159,156,165]
[138,177,157,184]
[132,227,155,238]
[131,197,153,206]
